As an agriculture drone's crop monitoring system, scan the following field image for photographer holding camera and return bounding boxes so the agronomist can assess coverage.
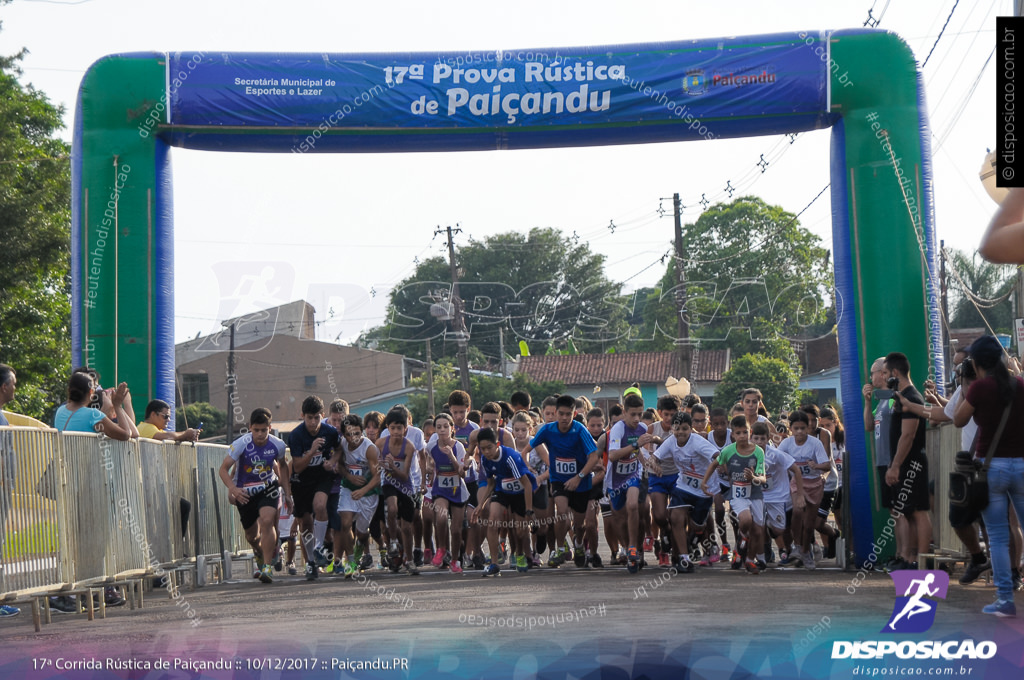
[954,335,1024,617]
[898,352,991,584]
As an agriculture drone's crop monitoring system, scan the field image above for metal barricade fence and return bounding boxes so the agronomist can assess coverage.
[0,426,65,597]
[194,443,249,557]
[924,422,966,557]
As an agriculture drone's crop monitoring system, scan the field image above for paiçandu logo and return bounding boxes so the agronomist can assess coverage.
[883,570,949,634]
[682,70,706,96]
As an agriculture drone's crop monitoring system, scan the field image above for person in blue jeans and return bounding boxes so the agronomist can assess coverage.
[954,334,1024,617]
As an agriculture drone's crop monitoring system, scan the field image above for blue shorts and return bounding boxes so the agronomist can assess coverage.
[668,487,713,526]
[648,473,678,496]
[609,477,641,512]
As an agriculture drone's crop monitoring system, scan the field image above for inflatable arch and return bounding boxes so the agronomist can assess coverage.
[73,29,942,564]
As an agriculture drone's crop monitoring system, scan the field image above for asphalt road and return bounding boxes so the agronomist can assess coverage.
[0,556,1018,679]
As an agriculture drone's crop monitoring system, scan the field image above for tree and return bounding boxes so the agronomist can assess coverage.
[715,353,801,416]
[175,402,227,438]
[359,227,630,367]
[404,363,565,424]
[634,197,831,362]
[946,248,1016,335]
[0,21,72,422]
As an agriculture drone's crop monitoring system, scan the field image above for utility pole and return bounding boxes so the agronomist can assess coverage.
[940,242,953,381]
[425,338,435,416]
[437,224,472,396]
[673,193,691,380]
[226,322,236,445]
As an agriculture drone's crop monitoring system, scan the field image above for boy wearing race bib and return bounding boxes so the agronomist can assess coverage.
[648,395,681,567]
[702,416,766,574]
[330,414,380,578]
[289,396,341,580]
[607,393,653,574]
[522,395,598,568]
[651,411,720,573]
[750,422,805,568]
[219,408,291,584]
[478,428,536,575]
[378,408,420,575]
[427,413,469,573]
[778,410,831,570]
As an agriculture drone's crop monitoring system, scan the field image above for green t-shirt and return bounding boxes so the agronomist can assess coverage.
[718,443,765,501]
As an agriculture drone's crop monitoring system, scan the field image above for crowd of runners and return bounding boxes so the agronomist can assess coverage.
[219,384,847,582]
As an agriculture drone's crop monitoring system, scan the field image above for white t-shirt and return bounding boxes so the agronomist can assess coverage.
[406,425,426,488]
[824,442,844,492]
[778,435,829,480]
[649,421,677,475]
[654,433,719,498]
[943,385,978,451]
[762,445,797,503]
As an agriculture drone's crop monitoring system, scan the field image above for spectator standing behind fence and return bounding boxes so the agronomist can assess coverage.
[73,367,140,439]
[954,335,1024,617]
[137,399,199,442]
[50,372,131,612]
[0,364,19,618]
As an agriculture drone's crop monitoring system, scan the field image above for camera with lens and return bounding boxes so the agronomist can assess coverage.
[954,450,981,474]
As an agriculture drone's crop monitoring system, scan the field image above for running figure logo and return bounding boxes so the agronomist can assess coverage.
[882,570,949,634]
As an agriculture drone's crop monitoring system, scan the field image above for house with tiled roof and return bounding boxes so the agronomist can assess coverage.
[516,349,730,411]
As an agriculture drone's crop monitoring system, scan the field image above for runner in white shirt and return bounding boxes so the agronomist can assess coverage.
[704,407,734,566]
[817,407,844,560]
[650,412,720,573]
[777,410,830,570]
[751,423,805,568]
[328,414,381,577]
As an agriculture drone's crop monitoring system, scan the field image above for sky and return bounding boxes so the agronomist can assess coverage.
[1,0,1003,347]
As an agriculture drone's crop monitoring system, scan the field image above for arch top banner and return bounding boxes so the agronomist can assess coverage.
[154,32,835,152]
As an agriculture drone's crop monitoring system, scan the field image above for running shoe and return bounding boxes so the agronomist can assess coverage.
[778,551,788,564]
[472,553,486,571]
[658,553,671,567]
[983,599,1016,617]
[709,546,722,564]
[483,562,500,577]
[359,553,374,571]
[720,544,731,562]
[885,558,911,572]
[616,546,627,565]
[49,596,76,614]
[287,561,297,576]
[499,541,508,564]
[450,559,463,574]
[403,561,420,576]
[305,562,319,581]
[324,560,337,575]
[414,548,424,567]
[756,558,768,572]
[424,548,433,565]
[827,531,840,560]
[643,535,655,552]
[516,554,528,573]
[731,553,742,570]
[343,560,358,578]
[0,604,19,618]
[273,553,283,572]
[432,548,447,568]
[780,553,803,568]
[627,546,639,574]
[803,551,816,571]
[745,558,760,575]
[574,548,587,568]
[548,550,564,567]
[379,550,389,570]
[104,588,126,607]
[590,553,604,568]
[313,546,329,568]
[253,554,265,579]
[959,558,992,585]
[259,564,274,583]
[698,555,713,567]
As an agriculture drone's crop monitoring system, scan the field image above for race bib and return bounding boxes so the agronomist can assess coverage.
[683,473,702,490]
[502,478,523,493]
[438,473,458,489]
[554,457,576,476]
[310,453,324,467]
[800,464,813,477]
[732,482,750,499]
[347,465,365,477]
[835,461,843,475]
[243,482,267,497]
[616,460,638,476]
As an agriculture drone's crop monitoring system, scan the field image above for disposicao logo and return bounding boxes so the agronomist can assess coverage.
[831,570,997,661]
[883,570,948,634]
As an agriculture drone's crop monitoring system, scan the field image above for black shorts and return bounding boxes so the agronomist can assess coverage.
[889,454,929,516]
[465,481,479,507]
[493,492,528,517]
[431,495,468,509]
[877,467,893,511]
[533,484,549,511]
[292,476,333,518]
[818,488,841,518]
[550,481,591,515]
[237,484,281,531]
[590,484,604,502]
[327,491,341,531]
[383,485,415,523]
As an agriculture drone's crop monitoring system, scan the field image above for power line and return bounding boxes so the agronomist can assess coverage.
[921,0,960,67]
